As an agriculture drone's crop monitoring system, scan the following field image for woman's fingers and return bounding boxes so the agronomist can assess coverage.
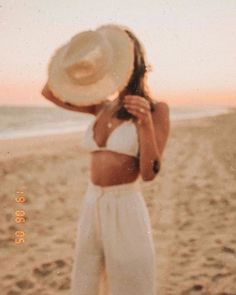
[124,103,149,114]
[124,95,151,111]
[124,107,146,120]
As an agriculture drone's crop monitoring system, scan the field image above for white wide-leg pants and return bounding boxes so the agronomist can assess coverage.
[70,179,156,295]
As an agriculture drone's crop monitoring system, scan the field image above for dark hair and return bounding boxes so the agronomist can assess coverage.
[113,27,156,120]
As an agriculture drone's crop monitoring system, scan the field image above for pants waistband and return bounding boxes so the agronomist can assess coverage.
[87,178,141,195]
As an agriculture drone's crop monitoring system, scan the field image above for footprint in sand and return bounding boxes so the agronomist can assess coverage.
[222,246,236,255]
[230,239,236,245]
[49,276,71,290]
[15,279,34,289]
[183,284,204,295]
[58,276,70,290]
[7,291,20,295]
[212,272,231,282]
[8,225,17,231]
[3,274,15,280]
[33,259,67,277]
[55,259,66,268]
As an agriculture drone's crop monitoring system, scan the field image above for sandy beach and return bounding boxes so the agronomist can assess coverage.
[0,108,236,295]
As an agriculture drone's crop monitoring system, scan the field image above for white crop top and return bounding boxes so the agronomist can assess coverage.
[80,115,139,157]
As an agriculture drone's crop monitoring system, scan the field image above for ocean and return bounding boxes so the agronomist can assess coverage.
[0,105,233,140]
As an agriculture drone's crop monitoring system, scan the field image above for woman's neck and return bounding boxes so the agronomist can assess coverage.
[104,88,134,120]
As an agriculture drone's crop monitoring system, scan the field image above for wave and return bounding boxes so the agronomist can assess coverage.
[0,105,232,140]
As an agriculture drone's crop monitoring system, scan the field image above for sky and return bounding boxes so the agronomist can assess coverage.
[0,0,235,107]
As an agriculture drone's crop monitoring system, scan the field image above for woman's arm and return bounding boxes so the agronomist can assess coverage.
[137,102,170,181]
[124,96,170,181]
[41,82,98,115]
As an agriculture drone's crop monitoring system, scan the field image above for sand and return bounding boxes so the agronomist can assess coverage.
[0,108,236,295]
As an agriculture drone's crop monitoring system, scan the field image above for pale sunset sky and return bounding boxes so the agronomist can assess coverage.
[0,0,235,107]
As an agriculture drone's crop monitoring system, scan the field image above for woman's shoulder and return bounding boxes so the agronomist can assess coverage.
[152,100,170,123]
[153,100,169,114]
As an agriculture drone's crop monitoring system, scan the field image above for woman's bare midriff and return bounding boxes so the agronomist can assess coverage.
[90,150,140,186]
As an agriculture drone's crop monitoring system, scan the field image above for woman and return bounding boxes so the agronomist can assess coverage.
[42,24,170,295]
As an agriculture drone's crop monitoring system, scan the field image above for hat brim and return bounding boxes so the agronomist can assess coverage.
[47,25,135,107]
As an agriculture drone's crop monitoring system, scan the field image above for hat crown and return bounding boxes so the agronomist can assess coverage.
[47,24,135,106]
[62,31,112,85]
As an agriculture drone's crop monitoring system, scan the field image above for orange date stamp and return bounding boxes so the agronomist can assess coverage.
[14,190,26,244]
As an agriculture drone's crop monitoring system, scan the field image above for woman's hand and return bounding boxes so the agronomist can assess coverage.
[41,82,99,114]
[41,83,65,105]
[41,83,75,109]
[123,95,152,126]
[41,83,59,102]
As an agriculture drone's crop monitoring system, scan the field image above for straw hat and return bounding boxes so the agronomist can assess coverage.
[47,24,135,106]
